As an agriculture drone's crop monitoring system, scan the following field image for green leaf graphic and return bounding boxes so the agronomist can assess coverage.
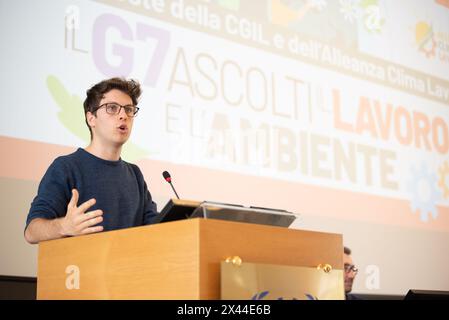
[47,75,90,142]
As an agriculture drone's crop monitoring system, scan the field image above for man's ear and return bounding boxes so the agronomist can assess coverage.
[86,111,96,128]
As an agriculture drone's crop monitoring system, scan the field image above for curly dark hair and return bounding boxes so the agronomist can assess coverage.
[83,77,142,139]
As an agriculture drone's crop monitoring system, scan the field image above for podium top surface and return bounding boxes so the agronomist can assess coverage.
[154,199,298,227]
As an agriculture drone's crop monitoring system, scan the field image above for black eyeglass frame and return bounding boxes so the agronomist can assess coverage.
[95,102,140,117]
[344,264,359,274]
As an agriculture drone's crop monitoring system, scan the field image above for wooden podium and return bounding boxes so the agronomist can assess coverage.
[37,218,343,299]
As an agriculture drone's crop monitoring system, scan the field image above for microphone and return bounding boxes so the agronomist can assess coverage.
[162,170,180,199]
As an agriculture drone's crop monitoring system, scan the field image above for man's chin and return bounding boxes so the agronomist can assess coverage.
[110,139,128,149]
[114,135,130,144]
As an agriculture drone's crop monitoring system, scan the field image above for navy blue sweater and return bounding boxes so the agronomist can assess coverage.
[26,148,158,231]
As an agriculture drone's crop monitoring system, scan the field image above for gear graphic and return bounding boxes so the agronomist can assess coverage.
[438,161,449,199]
[407,163,441,222]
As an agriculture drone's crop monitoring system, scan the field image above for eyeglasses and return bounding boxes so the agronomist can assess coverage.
[96,102,140,117]
[344,264,358,274]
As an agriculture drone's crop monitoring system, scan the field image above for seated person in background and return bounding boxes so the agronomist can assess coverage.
[344,246,361,300]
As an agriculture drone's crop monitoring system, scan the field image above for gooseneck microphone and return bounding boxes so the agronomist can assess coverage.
[162,171,180,199]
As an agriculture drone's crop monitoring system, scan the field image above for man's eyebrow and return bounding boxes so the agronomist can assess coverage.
[102,102,134,106]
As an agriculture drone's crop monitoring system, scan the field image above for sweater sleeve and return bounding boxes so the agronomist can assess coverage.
[25,158,72,229]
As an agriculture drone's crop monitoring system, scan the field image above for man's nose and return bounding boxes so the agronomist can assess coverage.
[118,107,128,119]
[348,273,356,279]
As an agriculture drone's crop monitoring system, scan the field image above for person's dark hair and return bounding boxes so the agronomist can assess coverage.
[344,246,352,255]
[83,77,141,139]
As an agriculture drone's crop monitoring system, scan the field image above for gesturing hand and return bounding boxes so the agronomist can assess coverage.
[60,189,104,236]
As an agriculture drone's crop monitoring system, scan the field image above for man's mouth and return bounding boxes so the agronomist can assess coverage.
[117,125,128,133]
